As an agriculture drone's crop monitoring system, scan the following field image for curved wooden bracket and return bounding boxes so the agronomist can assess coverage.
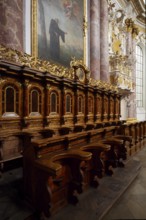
[35,149,92,176]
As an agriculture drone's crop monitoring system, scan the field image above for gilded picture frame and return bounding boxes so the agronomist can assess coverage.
[31,0,87,67]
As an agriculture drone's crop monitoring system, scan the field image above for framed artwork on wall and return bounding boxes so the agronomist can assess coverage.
[32,0,87,67]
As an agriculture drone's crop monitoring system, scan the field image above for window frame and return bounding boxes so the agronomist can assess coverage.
[2,85,19,117]
[29,88,42,116]
[136,45,143,107]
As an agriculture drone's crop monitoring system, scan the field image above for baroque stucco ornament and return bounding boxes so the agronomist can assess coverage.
[0,45,118,93]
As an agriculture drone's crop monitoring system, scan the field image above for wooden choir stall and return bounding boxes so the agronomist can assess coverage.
[0,46,146,218]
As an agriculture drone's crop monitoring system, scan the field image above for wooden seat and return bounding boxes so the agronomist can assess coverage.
[80,143,111,187]
[114,135,133,159]
[58,127,72,135]
[85,124,95,131]
[101,137,126,168]
[34,149,92,215]
[39,129,55,138]
[73,125,85,133]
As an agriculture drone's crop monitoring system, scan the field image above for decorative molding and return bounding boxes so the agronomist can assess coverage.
[109,54,135,95]
[128,0,146,24]
[0,44,74,80]
[83,16,88,37]
[125,18,139,38]
[0,45,119,93]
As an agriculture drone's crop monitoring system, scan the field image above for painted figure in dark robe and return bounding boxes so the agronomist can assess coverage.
[49,18,66,61]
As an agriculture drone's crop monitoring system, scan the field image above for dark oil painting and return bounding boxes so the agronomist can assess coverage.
[37,0,84,67]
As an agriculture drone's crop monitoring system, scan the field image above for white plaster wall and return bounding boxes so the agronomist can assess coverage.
[136,42,146,121]
[137,107,146,121]
[120,98,127,120]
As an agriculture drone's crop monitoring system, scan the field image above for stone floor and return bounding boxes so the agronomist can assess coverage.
[0,146,146,220]
[102,146,146,220]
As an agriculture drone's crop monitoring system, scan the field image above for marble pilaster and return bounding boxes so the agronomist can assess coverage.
[90,0,100,80]
[0,0,23,51]
[128,38,136,118]
[100,0,109,82]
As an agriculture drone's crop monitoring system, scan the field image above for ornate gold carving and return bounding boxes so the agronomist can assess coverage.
[70,57,90,73]
[0,77,21,88]
[108,1,115,12]
[132,25,139,39]
[0,79,6,85]
[115,10,125,23]
[31,0,38,57]
[125,18,139,38]
[0,45,119,93]
[83,16,87,37]
[24,80,30,87]
[109,53,134,94]
[125,18,134,32]
[112,33,121,54]
[70,57,90,83]
[0,45,74,80]
[89,78,118,92]
[46,84,50,90]
[126,118,138,124]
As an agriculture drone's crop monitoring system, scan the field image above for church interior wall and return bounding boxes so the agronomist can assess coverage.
[108,0,146,121]
[136,41,146,121]
[0,0,146,217]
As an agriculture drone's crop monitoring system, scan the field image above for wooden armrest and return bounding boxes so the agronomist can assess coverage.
[35,149,92,176]
[114,135,132,142]
[102,138,124,146]
[32,136,65,148]
[80,143,110,152]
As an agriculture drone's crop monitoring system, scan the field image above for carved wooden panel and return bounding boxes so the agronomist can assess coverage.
[86,92,94,124]
[95,93,102,123]
[47,86,61,129]
[63,89,74,127]
[24,83,44,129]
[76,91,85,125]
[0,78,22,130]
[115,97,120,120]
[103,94,109,121]
[109,96,114,121]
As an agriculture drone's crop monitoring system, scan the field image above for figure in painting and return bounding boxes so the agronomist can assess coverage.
[49,18,67,61]
[63,0,81,24]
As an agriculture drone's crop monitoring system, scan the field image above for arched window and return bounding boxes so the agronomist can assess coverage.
[88,97,93,113]
[29,88,42,115]
[6,87,15,112]
[2,85,19,117]
[110,98,114,114]
[97,96,101,114]
[50,92,57,113]
[136,45,143,107]
[78,95,84,113]
[66,94,72,113]
[31,90,39,112]
[104,97,108,114]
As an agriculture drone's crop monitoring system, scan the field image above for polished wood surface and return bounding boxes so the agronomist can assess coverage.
[0,60,146,217]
